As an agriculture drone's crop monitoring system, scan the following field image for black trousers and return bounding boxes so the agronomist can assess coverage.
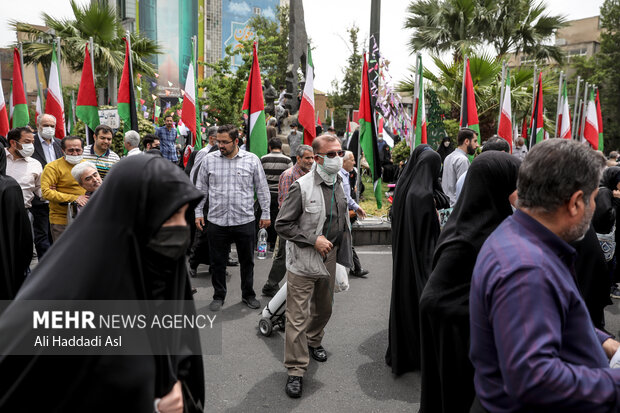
[208,220,256,301]
[267,192,279,245]
[29,202,52,258]
[263,236,287,292]
[189,227,210,269]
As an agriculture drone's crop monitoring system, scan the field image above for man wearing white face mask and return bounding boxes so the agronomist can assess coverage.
[275,134,353,399]
[5,127,43,213]
[41,136,87,242]
[31,114,63,258]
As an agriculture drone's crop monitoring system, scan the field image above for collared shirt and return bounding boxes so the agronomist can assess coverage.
[156,126,178,162]
[39,135,57,164]
[4,149,42,209]
[338,168,360,211]
[261,151,292,194]
[441,147,470,206]
[278,163,306,207]
[470,210,620,412]
[82,145,120,179]
[126,147,142,157]
[194,148,270,226]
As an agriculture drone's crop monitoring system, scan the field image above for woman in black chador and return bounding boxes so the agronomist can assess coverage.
[386,145,449,375]
[0,155,205,412]
[418,151,520,412]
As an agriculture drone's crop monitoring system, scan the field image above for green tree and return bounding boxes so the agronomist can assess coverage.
[597,0,620,150]
[327,25,362,131]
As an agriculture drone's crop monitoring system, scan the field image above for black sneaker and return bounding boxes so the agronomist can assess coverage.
[308,345,328,362]
[285,376,302,398]
[350,269,369,278]
[262,286,279,297]
[242,297,260,309]
[209,299,224,311]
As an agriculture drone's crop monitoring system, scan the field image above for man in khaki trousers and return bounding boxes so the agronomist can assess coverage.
[275,135,353,398]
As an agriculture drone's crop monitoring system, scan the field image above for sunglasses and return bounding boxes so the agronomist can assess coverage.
[317,150,345,159]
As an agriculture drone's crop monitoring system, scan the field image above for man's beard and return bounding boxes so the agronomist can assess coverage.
[562,203,594,242]
[466,143,476,155]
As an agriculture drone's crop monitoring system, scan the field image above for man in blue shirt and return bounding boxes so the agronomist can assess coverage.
[156,114,178,162]
[470,139,620,412]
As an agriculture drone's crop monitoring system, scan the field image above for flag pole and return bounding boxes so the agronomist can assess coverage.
[554,71,563,138]
[34,63,44,111]
[18,43,26,100]
[460,55,467,128]
[571,76,581,140]
[580,82,589,142]
[498,61,506,127]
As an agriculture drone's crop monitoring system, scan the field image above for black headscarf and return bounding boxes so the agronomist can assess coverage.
[436,136,454,163]
[601,166,620,191]
[418,151,520,413]
[0,149,33,300]
[0,155,205,412]
[386,146,448,375]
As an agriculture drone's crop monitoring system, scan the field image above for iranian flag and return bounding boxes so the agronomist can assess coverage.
[359,53,382,208]
[558,80,571,139]
[596,89,604,152]
[181,40,201,151]
[0,65,8,137]
[11,48,29,128]
[583,89,599,150]
[497,69,512,152]
[76,44,99,140]
[460,57,479,135]
[529,72,544,148]
[241,41,267,158]
[298,44,315,145]
[117,37,138,133]
[414,55,427,146]
[45,47,65,138]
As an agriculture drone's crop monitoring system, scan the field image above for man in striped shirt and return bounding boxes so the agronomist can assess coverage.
[261,138,293,248]
[82,125,120,179]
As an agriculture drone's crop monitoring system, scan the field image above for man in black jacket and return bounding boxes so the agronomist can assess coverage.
[30,114,63,258]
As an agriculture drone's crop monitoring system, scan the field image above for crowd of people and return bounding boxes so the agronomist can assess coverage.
[3,109,620,410]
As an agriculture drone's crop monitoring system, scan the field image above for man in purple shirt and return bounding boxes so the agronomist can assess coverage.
[470,139,620,412]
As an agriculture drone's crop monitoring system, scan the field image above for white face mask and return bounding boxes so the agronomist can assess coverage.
[65,155,83,165]
[17,143,34,158]
[316,155,343,184]
[40,126,55,140]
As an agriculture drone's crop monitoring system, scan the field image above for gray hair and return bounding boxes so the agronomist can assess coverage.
[71,162,97,184]
[518,139,605,213]
[37,113,56,127]
[207,126,218,137]
[344,150,354,161]
[295,144,313,158]
[124,130,140,148]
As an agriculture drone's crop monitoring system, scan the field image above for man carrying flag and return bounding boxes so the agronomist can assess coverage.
[298,44,316,146]
[241,41,268,159]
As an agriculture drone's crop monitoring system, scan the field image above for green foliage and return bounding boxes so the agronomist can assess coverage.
[392,140,411,165]
[443,119,460,145]
[327,25,362,131]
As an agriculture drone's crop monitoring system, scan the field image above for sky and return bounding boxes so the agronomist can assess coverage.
[0,0,606,92]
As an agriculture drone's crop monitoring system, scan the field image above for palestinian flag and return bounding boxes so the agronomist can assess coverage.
[118,37,138,133]
[583,89,599,150]
[459,57,479,135]
[76,44,99,141]
[359,53,382,209]
[11,48,29,128]
[181,39,201,151]
[596,89,604,152]
[45,47,65,138]
[0,65,8,137]
[529,72,544,148]
[497,69,512,152]
[241,41,267,158]
[298,44,315,145]
[414,55,427,146]
[558,80,571,139]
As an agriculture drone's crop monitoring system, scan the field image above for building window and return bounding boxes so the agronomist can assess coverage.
[253,7,261,14]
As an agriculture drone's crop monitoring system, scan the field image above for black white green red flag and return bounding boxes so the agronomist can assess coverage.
[459,58,479,136]
[241,41,268,158]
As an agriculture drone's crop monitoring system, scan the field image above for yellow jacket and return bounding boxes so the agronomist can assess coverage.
[41,158,86,225]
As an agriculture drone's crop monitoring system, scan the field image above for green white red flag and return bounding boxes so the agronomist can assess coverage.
[181,40,201,151]
[298,44,315,145]
[460,58,479,136]
[413,55,427,147]
[45,47,65,138]
[117,37,138,134]
[558,80,571,139]
[0,64,8,137]
[497,70,512,152]
[241,41,268,158]
[529,72,544,148]
[583,89,599,150]
[359,53,382,208]
[11,48,29,128]
[596,89,604,152]
[76,44,99,139]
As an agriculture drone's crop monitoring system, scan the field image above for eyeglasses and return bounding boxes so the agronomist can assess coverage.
[216,140,234,146]
[316,151,345,159]
[65,148,83,155]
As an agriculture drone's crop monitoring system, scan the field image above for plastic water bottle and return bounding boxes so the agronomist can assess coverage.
[257,228,268,259]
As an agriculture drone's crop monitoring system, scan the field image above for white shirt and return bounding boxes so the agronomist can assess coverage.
[39,135,58,164]
[4,149,43,209]
[441,148,470,206]
[126,147,142,157]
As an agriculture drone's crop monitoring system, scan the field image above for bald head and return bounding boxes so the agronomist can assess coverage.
[37,114,57,140]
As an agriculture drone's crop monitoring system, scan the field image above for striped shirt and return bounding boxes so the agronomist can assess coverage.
[155,126,178,162]
[82,145,120,179]
[261,151,292,194]
[194,148,270,226]
[277,163,306,207]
